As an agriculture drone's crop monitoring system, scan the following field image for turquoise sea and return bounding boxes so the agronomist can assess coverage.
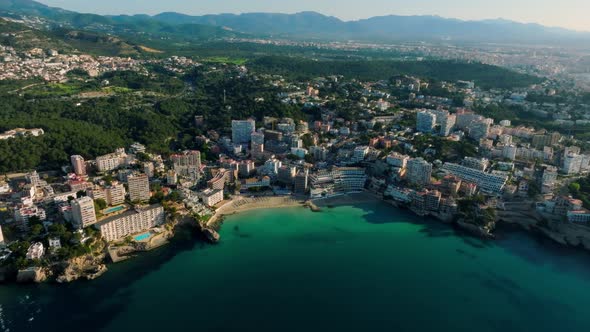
[2,201,590,332]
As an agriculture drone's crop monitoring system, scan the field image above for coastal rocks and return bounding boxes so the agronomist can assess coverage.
[16,267,48,283]
[56,254,107,283]
[202,228,220,244]
[305,201,321,212]
[456,220,494,239]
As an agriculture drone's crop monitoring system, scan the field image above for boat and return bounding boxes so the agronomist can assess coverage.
[203,228,220,244]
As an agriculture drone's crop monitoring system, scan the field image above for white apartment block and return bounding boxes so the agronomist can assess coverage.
[96,205,165,242]
[96,148,127,172]
[128,174,150,202]
[406,158,432,186]
[442,163,507,195]
[199,189,224,207]
[71,196,97,228]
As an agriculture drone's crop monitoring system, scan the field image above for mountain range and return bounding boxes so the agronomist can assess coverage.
[1,0,589,45]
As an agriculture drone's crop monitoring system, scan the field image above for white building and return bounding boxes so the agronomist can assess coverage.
[502,145,517,161]
[96,148,127,172]
[563,153,584,175]
[70,155,86,176]
[406,158,432,186]
[461,157,490,171]
[26,242,44,260]
[199,189,224,207]
[386,152,409,168]
[417,110,436,133]
[128,174,150,202]
[71,196,97,228]
[442,163,508,195]
[440,114,456,137]
[167,170,178,185]
[352,146,370,163]
[333,168,367,193]
[95,205,165,242]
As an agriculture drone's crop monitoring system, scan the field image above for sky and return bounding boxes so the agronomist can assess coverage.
[37,0,590,32]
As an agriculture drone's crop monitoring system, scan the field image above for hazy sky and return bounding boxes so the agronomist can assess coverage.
[38,0,590,31]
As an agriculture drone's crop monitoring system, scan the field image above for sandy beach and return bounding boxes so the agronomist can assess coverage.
[207,196,306,226]
[206,191,382,227]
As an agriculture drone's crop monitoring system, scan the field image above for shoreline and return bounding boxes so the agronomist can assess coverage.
[207,195,308,227]
[11,192,590,285]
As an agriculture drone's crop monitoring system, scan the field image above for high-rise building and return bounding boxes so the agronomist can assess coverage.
[171,150,201,169]
[333,167,367,193]
[71,155,86,176]
[442,163,507,195]
[440,114,456,137]
[143,162,155,178]
[294,170,309,195]
[232,119,256,145]
[532,132,561,149]
[461,157,490,171]
[128,174,150,202]
[468,120,492,140]
[95,205,165,242]
[106,183,126,206]
[502,145,517,161]
[71,196,97,228]
[171,150,201,179]
[251,131,265,159]
[417,111,436,133]
[167,170,178,185]
[406,158,432,186]
[96,148,127,172]
[278,165,297,185]
[563,153,583,175]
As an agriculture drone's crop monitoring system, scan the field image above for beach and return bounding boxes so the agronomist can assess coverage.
[206,191,383,227]
[207,196,306,226]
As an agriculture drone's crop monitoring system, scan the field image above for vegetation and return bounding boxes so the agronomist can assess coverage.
[569,178,590,209]
[248,56,542,89]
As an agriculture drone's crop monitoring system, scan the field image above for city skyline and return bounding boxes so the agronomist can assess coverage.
[38,0,590,32]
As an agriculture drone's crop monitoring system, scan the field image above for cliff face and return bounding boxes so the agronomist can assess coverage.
[16,267,48,283]
[56,253,107,283]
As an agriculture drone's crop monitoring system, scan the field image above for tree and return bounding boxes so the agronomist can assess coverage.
[94,198,107,210]
[30,224,44,237]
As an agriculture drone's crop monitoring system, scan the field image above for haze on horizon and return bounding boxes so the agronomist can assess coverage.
[37,0,590,32]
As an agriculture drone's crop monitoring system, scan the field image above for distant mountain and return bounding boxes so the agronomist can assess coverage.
[0,0,244,41]
[152,11,590,44]
[0,17,148,56]
[1,0,589,45]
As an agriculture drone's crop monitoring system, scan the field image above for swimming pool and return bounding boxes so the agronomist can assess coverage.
[104,205,126,214]
[134,232,151,241]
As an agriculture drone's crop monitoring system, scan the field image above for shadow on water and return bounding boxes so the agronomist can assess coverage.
[1,226,211,332]
[493,223,590,280]
[232,225,252,239]
[464,268,573,331]
[352,200,590,281]
[351,200,493,248]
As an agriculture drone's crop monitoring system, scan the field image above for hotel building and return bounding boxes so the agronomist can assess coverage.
[71,196,97,228]
[95,205,165,242]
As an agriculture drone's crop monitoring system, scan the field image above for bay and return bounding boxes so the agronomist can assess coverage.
[1,201,590,332]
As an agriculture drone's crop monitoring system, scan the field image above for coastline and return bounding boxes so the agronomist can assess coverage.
[207,196,307,227]
[206,192,380,228]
